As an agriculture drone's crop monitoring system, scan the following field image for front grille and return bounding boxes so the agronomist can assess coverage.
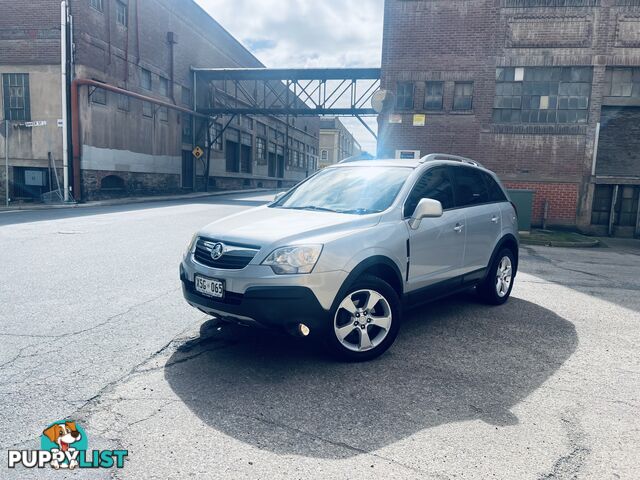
[193,237,259,270]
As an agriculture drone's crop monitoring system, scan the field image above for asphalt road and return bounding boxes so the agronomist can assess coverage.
[1,192,639,479]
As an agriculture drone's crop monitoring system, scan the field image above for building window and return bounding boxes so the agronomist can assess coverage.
[321,150,328,162]
[424,81,444,111]
[242,116,253,130]
[453,82,474,111]
[90,0,104,12]
[256,137,266,163]
[115,0,128,27]
[181,86,191,106]
[211,123,223,150]
[182,113,192,144]
[140,68,151,90]
[2,73,30,121]
[142,101,153,118]
[159,77,169,96]
[159,107,168,122]
[117,93,129,111]
[607,67,640,98]
[396,82,414,110]
[257,122,267,136]
[90,80,107,105]
[493,67,592,124]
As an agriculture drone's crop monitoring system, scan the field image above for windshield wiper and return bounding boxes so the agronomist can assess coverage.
[335,208,380,215]
[288,206,338,213]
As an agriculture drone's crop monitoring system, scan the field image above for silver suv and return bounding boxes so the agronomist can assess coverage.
[180,154,519,361]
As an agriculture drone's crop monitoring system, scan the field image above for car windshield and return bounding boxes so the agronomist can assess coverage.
[272,166,412,215]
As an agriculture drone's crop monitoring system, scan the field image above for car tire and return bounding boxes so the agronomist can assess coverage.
[478,248,516,305]
[326,275,401,362]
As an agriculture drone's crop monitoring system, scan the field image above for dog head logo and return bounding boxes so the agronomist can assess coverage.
[42,422,82,452]
[40,421,88,470]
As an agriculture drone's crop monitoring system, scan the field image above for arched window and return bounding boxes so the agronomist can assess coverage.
[100,175,125,190]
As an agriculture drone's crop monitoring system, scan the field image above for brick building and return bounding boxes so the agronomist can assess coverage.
[319,117,362,168]
[0,0,319,203]
[379,0,640,237]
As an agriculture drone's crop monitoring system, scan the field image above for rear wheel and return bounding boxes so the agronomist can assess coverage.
[478,248,515,305]
[327,276,401,362]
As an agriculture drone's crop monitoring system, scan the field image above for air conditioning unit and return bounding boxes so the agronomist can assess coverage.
[395,150,421,160]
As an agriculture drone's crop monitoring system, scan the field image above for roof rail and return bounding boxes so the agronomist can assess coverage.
[419,153,483,168]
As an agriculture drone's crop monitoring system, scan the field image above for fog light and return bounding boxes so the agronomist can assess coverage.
[298,323,310,337]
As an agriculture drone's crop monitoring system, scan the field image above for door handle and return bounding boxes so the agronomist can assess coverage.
[491,216,499,224]
[454,223,464,233]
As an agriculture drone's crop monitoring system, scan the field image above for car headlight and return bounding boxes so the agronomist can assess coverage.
[262,245,323,274]
[185,233,198,256]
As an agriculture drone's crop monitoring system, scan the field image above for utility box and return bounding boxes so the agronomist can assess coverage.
[507,189,534,232]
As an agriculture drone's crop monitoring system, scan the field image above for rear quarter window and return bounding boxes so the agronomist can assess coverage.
[482,172,508,203]
[452,166,489,207]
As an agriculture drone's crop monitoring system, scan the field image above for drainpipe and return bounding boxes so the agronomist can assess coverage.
[61,0,70,201]
[70,79,211,201]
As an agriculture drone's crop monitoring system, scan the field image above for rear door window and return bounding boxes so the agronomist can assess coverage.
[452,166,489,207]
[404,167,455,217]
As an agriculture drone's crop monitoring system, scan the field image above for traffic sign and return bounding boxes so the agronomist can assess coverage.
[192,146,204,159]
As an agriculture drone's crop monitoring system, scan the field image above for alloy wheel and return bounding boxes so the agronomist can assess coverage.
[495,255,513,298]
[333,289,393,352]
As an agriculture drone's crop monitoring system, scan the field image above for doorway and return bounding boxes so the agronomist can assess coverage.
[181,150,194,189]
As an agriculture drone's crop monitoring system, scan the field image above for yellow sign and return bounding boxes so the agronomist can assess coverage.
[413,114,426,126]
[192,146,204,159]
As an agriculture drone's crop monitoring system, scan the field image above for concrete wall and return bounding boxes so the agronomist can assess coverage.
[0,65,63,201]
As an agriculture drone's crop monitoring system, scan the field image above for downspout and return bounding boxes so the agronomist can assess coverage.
[70,79,212,201]
[61,0,69,201]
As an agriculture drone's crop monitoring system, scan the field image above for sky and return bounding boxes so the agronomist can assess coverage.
[195,0,385,154]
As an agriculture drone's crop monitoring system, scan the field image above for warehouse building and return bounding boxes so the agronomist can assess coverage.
[319,117,362,168]
[0,0,319,203]
[379,0,640,237]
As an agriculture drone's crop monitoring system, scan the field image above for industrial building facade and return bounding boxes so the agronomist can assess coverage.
[380,0,640,237]
[319,117,362,168]
[0,0,319,203]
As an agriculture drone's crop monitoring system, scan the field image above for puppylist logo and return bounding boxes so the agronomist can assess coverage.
[7,420,128,470]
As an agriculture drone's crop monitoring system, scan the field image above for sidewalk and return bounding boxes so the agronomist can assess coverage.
[597,236,640,255]
[0,188,274,212]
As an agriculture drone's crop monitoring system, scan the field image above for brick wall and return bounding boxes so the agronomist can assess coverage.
[506,181,579,226]
[380,0,640,228]
[596,106,640,176]
[0,0,60,64]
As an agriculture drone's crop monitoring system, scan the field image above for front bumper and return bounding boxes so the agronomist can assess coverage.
[181,277,331,332]
[179,258,345,332]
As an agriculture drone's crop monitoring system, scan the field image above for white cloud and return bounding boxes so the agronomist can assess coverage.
[195,0,384,154]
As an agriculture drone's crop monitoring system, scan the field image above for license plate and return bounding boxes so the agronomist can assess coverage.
[195,276,225,299]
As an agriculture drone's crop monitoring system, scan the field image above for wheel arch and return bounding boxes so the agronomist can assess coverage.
[332,256,404,312]
[489,234,519,277]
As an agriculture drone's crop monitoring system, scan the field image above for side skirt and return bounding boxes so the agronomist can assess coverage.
[403,268,487,309]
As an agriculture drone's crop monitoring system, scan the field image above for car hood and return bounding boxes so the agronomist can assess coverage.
[198,205,381,247]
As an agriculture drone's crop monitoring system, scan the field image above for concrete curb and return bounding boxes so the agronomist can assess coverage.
[0,188,275,212]
[521,238,601,248]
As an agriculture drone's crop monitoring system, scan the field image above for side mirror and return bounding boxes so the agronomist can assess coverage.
[274,192,286,202]
[408,198,443,229]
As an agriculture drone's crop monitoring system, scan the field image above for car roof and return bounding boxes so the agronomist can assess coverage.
[330,159,421,168]
[330,154,487,171]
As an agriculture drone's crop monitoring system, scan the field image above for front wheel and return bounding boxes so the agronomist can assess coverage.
[326,276,401,362]
[478,248,515,305]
